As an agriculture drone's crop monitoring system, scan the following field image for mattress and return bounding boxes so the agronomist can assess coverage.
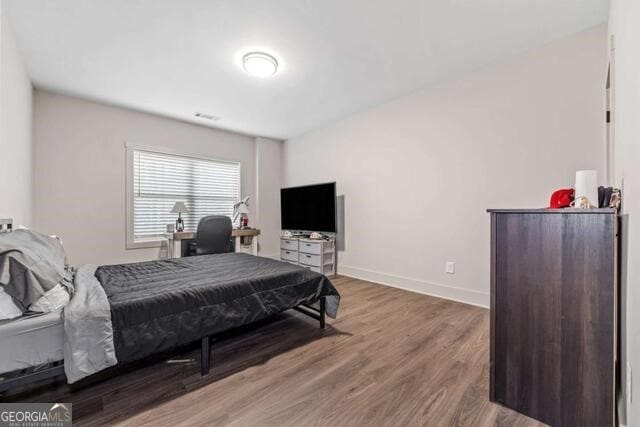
[0,310,64,375]
[95,252,340,363]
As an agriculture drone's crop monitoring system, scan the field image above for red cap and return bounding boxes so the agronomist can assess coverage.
[549,188,574,208]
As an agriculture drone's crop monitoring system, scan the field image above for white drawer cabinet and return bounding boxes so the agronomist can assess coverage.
[280,238,299,251]
[299,252,321,266]
[299,240,322,255]
[281,249,298,262]
[300,264,323,274]
[280,236,336,276]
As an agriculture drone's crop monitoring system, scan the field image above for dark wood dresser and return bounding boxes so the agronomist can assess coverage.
[488,208,617,426]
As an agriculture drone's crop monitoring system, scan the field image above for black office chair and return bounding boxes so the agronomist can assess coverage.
[191,215,233,255]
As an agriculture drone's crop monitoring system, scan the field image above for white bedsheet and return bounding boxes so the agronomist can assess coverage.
[0,287,22,320]
[0,310,63,375]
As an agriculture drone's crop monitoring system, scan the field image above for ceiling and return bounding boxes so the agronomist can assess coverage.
[4,0,608,140]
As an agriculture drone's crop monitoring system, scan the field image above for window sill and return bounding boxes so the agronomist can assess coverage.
[126,237,165,250]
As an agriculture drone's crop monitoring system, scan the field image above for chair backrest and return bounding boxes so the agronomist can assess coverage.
[195,215,232,255]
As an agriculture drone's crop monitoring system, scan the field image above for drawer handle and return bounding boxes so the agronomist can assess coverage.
[285,251,290,254]
[306,255,311,258]
[306,244,311,247]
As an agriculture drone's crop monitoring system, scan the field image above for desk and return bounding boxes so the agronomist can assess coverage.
[166,228,260,258]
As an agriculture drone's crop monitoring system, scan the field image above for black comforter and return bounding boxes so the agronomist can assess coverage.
[95,253,340,363]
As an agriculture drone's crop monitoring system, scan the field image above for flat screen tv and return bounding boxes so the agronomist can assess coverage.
[281,182,336,233]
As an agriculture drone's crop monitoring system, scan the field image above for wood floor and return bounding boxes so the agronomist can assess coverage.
[4,276,544,426]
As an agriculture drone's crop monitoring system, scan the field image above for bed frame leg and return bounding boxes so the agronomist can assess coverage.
[201,336,210,376]
[291,298,327,329]
[320,297,326,329]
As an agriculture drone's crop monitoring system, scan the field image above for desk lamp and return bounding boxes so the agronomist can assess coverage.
[233,197,250,228]
[171,202,189,232]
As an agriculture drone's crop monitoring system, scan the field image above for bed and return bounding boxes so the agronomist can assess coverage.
[0,227,340,393]
[97,253,338,364]
[0,310,64,375]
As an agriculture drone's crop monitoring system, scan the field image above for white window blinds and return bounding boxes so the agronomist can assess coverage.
[132,149,240,240]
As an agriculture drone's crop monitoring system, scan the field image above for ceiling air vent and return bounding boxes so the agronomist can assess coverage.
[194,112,220,121]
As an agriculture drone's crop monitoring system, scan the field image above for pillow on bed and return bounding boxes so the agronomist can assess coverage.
[0,287,22,320]
[0,229,72,311]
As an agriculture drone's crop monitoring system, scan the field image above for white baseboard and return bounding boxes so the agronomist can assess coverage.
[338,265,490,308]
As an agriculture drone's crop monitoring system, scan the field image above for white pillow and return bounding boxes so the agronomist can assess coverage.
[0,287,22,320]
[29,284,70,313]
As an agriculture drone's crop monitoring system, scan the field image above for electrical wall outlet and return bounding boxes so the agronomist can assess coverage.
[446,261,455,274]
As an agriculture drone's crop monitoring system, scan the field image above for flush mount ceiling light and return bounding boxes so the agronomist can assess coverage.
[242,52,278,78]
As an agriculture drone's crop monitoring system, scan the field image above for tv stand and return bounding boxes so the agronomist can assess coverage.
[280,232,336,276]
[290,232,311,238]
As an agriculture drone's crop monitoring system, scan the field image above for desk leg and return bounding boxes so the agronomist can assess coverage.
[252,237,258,256]
[171,239,182,258]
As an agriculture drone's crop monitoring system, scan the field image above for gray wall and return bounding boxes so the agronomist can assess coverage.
[284,26,608,307]
[0,6,33,226]
[33,90,272,265]
[256,137,283,257]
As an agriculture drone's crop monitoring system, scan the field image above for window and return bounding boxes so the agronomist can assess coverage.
[127,147,240,247]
